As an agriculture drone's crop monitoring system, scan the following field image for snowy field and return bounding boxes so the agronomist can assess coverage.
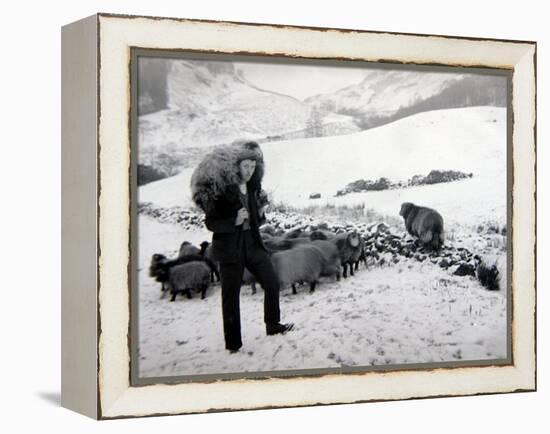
[136,106,508,378]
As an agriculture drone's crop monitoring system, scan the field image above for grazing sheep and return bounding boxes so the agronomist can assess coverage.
[332,232,362,278]
[399,202,444,250]
[271,242,338,294]
[200,241,220,282]
[178,241,201,257]
[166,261,211,301]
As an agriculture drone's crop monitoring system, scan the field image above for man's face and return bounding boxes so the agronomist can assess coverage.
[238,159,256,182]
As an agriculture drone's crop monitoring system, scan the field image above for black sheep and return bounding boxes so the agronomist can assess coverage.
[178,241,201,257]
[399,202,444,251]
[149,252,219,297]
[200,241,220,282]
[332,232,362,278]
[166,261,211,301]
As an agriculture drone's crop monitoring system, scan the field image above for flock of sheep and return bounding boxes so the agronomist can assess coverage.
[149,228,365,301]
[148,202,462,302]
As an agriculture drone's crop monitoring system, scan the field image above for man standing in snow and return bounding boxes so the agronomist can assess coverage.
[192,141,294,353]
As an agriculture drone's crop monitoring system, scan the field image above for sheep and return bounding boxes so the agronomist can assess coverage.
[149,252,218,298]
[310,229,335,241]
[287,237,311,248]
[332,232,362,278]
[166,261,211,301]
[271,242,339,294]
[149,253,171,294]
[310,240,341,280]
[199,241,220,282]
[262,235,291,252]
[355,242,368,270]
[350,236,366,271]
[260,232,274,241]
[242,267,259,294]
[260,224,276,236]
[399,202,444,250]
[262,235,309,252]
[284,228,312,239]
[178,241,201,257]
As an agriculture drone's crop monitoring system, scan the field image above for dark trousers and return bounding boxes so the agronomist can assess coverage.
[219,230,280,350]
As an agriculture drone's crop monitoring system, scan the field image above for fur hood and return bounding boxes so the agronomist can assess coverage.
[190,141,265,213]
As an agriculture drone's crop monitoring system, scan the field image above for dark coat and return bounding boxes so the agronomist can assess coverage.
[205,184,267,263]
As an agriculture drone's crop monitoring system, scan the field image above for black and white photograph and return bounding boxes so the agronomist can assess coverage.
[4,0,545,429]
[133,52,510,381]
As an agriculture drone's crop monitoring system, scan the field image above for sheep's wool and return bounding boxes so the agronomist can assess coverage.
[190,143,265,213]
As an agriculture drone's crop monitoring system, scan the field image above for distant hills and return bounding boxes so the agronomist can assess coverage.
[305,69,506,130]
[137,58,506,178]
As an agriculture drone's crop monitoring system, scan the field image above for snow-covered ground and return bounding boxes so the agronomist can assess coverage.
[137,106,508,378]
[137,218,507,378]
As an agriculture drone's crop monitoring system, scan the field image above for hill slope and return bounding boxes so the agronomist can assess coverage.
[139,106,507,227]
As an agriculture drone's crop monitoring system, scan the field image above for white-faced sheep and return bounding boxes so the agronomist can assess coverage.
[332,232,362,278]
[166,261,211,301]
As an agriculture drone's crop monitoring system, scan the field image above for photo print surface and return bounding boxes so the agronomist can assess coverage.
[132,51,510,382]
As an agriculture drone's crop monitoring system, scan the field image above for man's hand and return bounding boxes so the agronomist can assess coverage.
[235,208,249,226]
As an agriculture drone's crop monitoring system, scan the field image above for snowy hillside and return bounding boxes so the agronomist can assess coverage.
[138,58,356,154]
[139,106,507,227]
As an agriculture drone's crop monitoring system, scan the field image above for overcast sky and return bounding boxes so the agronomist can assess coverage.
[235,61,368,101]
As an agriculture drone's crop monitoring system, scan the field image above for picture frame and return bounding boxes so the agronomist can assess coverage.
[61,13,536,419]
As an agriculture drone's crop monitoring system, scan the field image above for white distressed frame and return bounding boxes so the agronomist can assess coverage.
[93,14,535,419]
